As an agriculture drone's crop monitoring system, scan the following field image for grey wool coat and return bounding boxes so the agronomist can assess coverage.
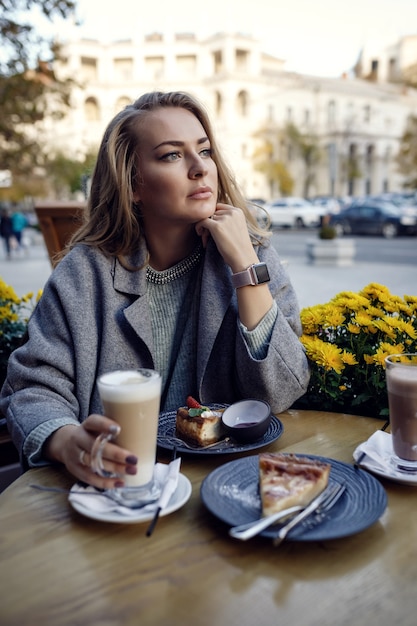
[0,238,310,468]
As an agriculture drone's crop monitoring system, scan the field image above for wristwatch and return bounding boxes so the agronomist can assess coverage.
[231,263,270,288]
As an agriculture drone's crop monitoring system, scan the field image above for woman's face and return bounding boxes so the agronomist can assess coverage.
[134,107,218,227]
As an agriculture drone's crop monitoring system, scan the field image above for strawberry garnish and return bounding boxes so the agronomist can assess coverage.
[186,396,201,409]
[186,395,210,417]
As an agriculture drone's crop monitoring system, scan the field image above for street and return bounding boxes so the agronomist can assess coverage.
[271,229,417,266]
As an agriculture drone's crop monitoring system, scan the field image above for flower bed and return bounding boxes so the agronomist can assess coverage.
[0,278,39,385]
[295,283,417,418]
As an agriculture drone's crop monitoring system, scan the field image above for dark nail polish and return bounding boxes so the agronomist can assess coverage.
[114,481,125,488]
[125,455,138,465]
[126,465,137,475]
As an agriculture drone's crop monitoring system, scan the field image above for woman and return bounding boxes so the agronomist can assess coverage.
[0,91,309,489]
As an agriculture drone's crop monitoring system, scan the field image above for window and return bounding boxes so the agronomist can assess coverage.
[215,91,222,115]
[81,57,98,81]
[328,100,336,125]
[113,58,133,81]
[388,58,396,81]
[84,97,100,121]
[213,50,223,74]
[144,56,164,79]
[236,90,248,116]
[115,96,131,113]
[145,33,163,42]
[176,55,197,77]
[235,49,249,72]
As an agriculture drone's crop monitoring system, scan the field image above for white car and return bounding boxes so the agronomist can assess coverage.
[264,197,325,228]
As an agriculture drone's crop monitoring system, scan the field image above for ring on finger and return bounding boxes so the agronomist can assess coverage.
[79,449,87,466]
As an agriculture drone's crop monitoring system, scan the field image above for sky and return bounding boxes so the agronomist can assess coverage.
[45,0,417,77]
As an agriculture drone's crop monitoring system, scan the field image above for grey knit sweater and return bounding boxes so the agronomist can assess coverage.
[147,259,277,411]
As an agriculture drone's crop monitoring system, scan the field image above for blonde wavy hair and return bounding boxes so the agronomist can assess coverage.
[62,91,270,265]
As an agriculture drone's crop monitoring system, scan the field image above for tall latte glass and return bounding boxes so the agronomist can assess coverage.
[385,353,417,461]
[94,369,162,505]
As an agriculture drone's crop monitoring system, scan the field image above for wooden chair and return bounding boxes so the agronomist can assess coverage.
[35,201,86,265]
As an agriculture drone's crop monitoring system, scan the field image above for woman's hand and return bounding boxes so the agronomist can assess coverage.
[195,203,259,272]
[43,414,138,490]
[195,203,274,330]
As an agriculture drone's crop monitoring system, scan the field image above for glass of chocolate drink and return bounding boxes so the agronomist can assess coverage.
[385,353,417,462]
[92,368,162,507]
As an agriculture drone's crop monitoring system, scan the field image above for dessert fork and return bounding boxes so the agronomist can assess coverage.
[229,482,345,542]
[272,482,346,546]
[157,435,232,450]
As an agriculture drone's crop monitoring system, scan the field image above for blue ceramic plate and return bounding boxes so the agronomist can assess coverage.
[200,453,387,541]
[157,405,283,456]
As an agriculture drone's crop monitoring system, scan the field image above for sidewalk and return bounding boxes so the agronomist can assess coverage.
[0,238,416,309]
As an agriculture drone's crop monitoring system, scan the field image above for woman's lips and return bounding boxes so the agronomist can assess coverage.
[188,187,212,200]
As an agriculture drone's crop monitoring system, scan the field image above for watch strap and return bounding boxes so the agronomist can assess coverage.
[231,263,270,289]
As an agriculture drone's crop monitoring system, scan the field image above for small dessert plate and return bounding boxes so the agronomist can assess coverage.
[157,404,283,455]
[353,430,417,486]
[69,473,192,524]
[221,399,271,443]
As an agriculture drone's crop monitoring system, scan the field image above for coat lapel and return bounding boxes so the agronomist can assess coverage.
[112,250,155,361]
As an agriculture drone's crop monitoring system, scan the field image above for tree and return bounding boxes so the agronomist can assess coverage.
[253,139,294,197]
[284,123,321,197]
[396,114,417,189]
[0,1,77,178]
[253,122,322,197]
[46,150,97,198]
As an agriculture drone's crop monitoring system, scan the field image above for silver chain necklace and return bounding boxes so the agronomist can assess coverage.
[146,243,203,285]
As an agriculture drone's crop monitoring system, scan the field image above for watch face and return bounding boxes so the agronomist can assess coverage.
[254,263,270,284]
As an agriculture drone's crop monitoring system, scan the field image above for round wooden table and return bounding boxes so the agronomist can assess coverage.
[0,409,415,626]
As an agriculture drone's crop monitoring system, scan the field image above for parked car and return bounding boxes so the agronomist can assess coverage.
[309,196,342,214]
[368,192,417,209]
[330,200,417,238]
[263,197,325,228]
[247,198,270,229]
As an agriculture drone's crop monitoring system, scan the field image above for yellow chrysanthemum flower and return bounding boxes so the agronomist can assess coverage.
[361,283,391,303]
[386,317,417,339]
[300,307,324,334]
[347,323,361,334]
[322,308,345,328]
[302,336,345,374]
[341,351,358,366]
[373,319,397,340]
[363,354,375,365]
[332,292,369,311]
[373,343,405,367]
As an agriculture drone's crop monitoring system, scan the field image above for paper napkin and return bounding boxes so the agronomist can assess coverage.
[353,430,417,476]
[68,460,181,516]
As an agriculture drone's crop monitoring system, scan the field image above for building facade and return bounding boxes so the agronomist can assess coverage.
[48,31,417,200]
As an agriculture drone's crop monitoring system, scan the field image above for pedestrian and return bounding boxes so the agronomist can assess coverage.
[0,208,14,259]
[1,91,309,489]
[11,209,28,251]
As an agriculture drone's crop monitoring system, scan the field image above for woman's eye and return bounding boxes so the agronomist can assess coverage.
[200,148,213,158]
[160,152,181,162]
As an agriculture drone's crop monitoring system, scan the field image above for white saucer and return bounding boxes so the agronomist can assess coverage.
[69,473,192,523]
[353,431,417,486]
